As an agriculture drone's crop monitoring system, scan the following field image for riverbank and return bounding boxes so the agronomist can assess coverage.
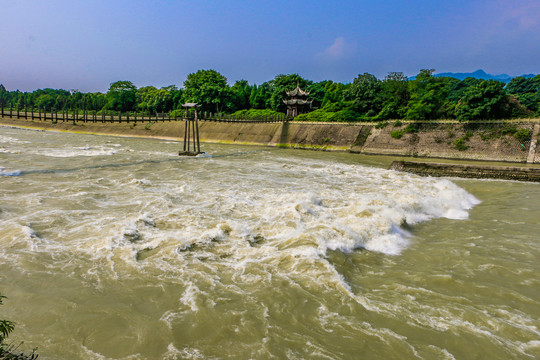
[1,117,539,163]
[390,161,540,182]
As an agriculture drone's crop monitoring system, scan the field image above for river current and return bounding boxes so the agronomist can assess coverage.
[0,126,539,359]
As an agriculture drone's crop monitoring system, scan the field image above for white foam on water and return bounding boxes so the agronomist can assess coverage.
[39,145,120,157]
[0,135,30,144]
[0,168,21,176]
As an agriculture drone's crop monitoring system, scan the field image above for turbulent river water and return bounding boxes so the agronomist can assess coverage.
[0,126,539,359]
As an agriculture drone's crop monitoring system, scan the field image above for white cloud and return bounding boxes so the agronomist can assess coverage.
[317,37,356,61]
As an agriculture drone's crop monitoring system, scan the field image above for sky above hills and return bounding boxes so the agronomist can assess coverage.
[1,0,539,92]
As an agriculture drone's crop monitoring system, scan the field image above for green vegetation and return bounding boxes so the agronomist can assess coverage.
[477,124,532,143]
[403,123,419,133]
[1,70,539,122]
[391,130,404,139]
[0,294,37,359]
[514,128,532,143]
[0,296,14,346]
[231,109,283,119]
[454,138,468,151]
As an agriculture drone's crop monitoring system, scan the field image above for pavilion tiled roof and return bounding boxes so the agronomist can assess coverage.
[286,86,310,97]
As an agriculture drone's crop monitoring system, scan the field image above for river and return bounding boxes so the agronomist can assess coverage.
[1,126,539,359]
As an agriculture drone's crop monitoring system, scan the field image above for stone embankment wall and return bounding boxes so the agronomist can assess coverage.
[356,121,538,163]
[390,161,540,182]
[1,117,539,163]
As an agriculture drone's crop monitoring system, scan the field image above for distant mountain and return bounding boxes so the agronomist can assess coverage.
[409,69,536,82]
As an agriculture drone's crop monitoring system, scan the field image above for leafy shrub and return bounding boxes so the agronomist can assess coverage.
[295,109,335,122]
[295,109,361,122]
[463,131,474,141]
[332,109,362,122]
[374,121,388,129]
[514,128,531,143]
[0,298,14,346]
[231,109,284,119]
[403,123,419,133]
[501,124,518,135]
[454,138,468,151]
[393,120,402,127]
[391,130,404,139]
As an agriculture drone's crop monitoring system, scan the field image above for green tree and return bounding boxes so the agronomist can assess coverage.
[405,69,448,120]
[230,80,253,112]
[183,69,231,113]
[455,80,513,120]
[446,77,482,105]
[105,81,137,112]
[506,76,540,114]
[344,73,382,117]
[305,80,329,110]
[249,83,272,109]
[35,94,55,109]
[321,81,349,111]
[378,72,409,119]
[268,74,312,113]
[0,84,9,107]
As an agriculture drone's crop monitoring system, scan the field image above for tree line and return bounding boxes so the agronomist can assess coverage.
[1,69,539,121]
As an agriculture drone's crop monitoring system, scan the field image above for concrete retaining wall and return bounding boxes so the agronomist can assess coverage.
[1,117,539,163]
[390,161,540,182]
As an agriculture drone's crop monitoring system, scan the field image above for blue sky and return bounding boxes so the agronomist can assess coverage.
[1,0,539,92]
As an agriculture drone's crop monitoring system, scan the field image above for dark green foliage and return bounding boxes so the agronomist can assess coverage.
[475,123,530,143]
[344,73,382,117]
[0,85,7,106]
[0,295,38,360]
[393,120,402,127]
[305,81,328,109]
[295,109,360,122]
[249,83,272,110]
[506,75,540,114]
[514,128,531,143]
[391,130,404,139]
[268,74,311,113]
[320,81,350,111]
[230,80,253,112]
[403,123,419,133]
[378,72,409,119]
[374,121,389,129]
[136,86,178,113]
[231,109,283,119]
[455,80,513,120]
[105,81,137,112]
[454,138,468,151]
[406,69,449,120]
[0,346,39,360]
[1,69,539,121]
[0,296,14,345]
[183,69,231,113]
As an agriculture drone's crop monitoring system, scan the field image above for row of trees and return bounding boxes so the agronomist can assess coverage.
[1,69,539,121]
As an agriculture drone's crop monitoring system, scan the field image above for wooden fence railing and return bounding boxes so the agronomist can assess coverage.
[0,105,289,124]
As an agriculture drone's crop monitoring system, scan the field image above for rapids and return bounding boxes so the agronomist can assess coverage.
[0,126,539,359]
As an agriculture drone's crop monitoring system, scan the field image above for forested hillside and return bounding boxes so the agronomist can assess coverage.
[1,69,539,121]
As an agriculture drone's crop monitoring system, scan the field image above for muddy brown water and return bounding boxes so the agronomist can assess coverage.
[1,126,539,359]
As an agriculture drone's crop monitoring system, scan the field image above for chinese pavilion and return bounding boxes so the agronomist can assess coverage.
[283,84,312,118]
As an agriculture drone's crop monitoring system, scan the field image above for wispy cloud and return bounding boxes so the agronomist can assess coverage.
[482,0,540,33]
[505,0,540,31]
[316,37,356,61]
